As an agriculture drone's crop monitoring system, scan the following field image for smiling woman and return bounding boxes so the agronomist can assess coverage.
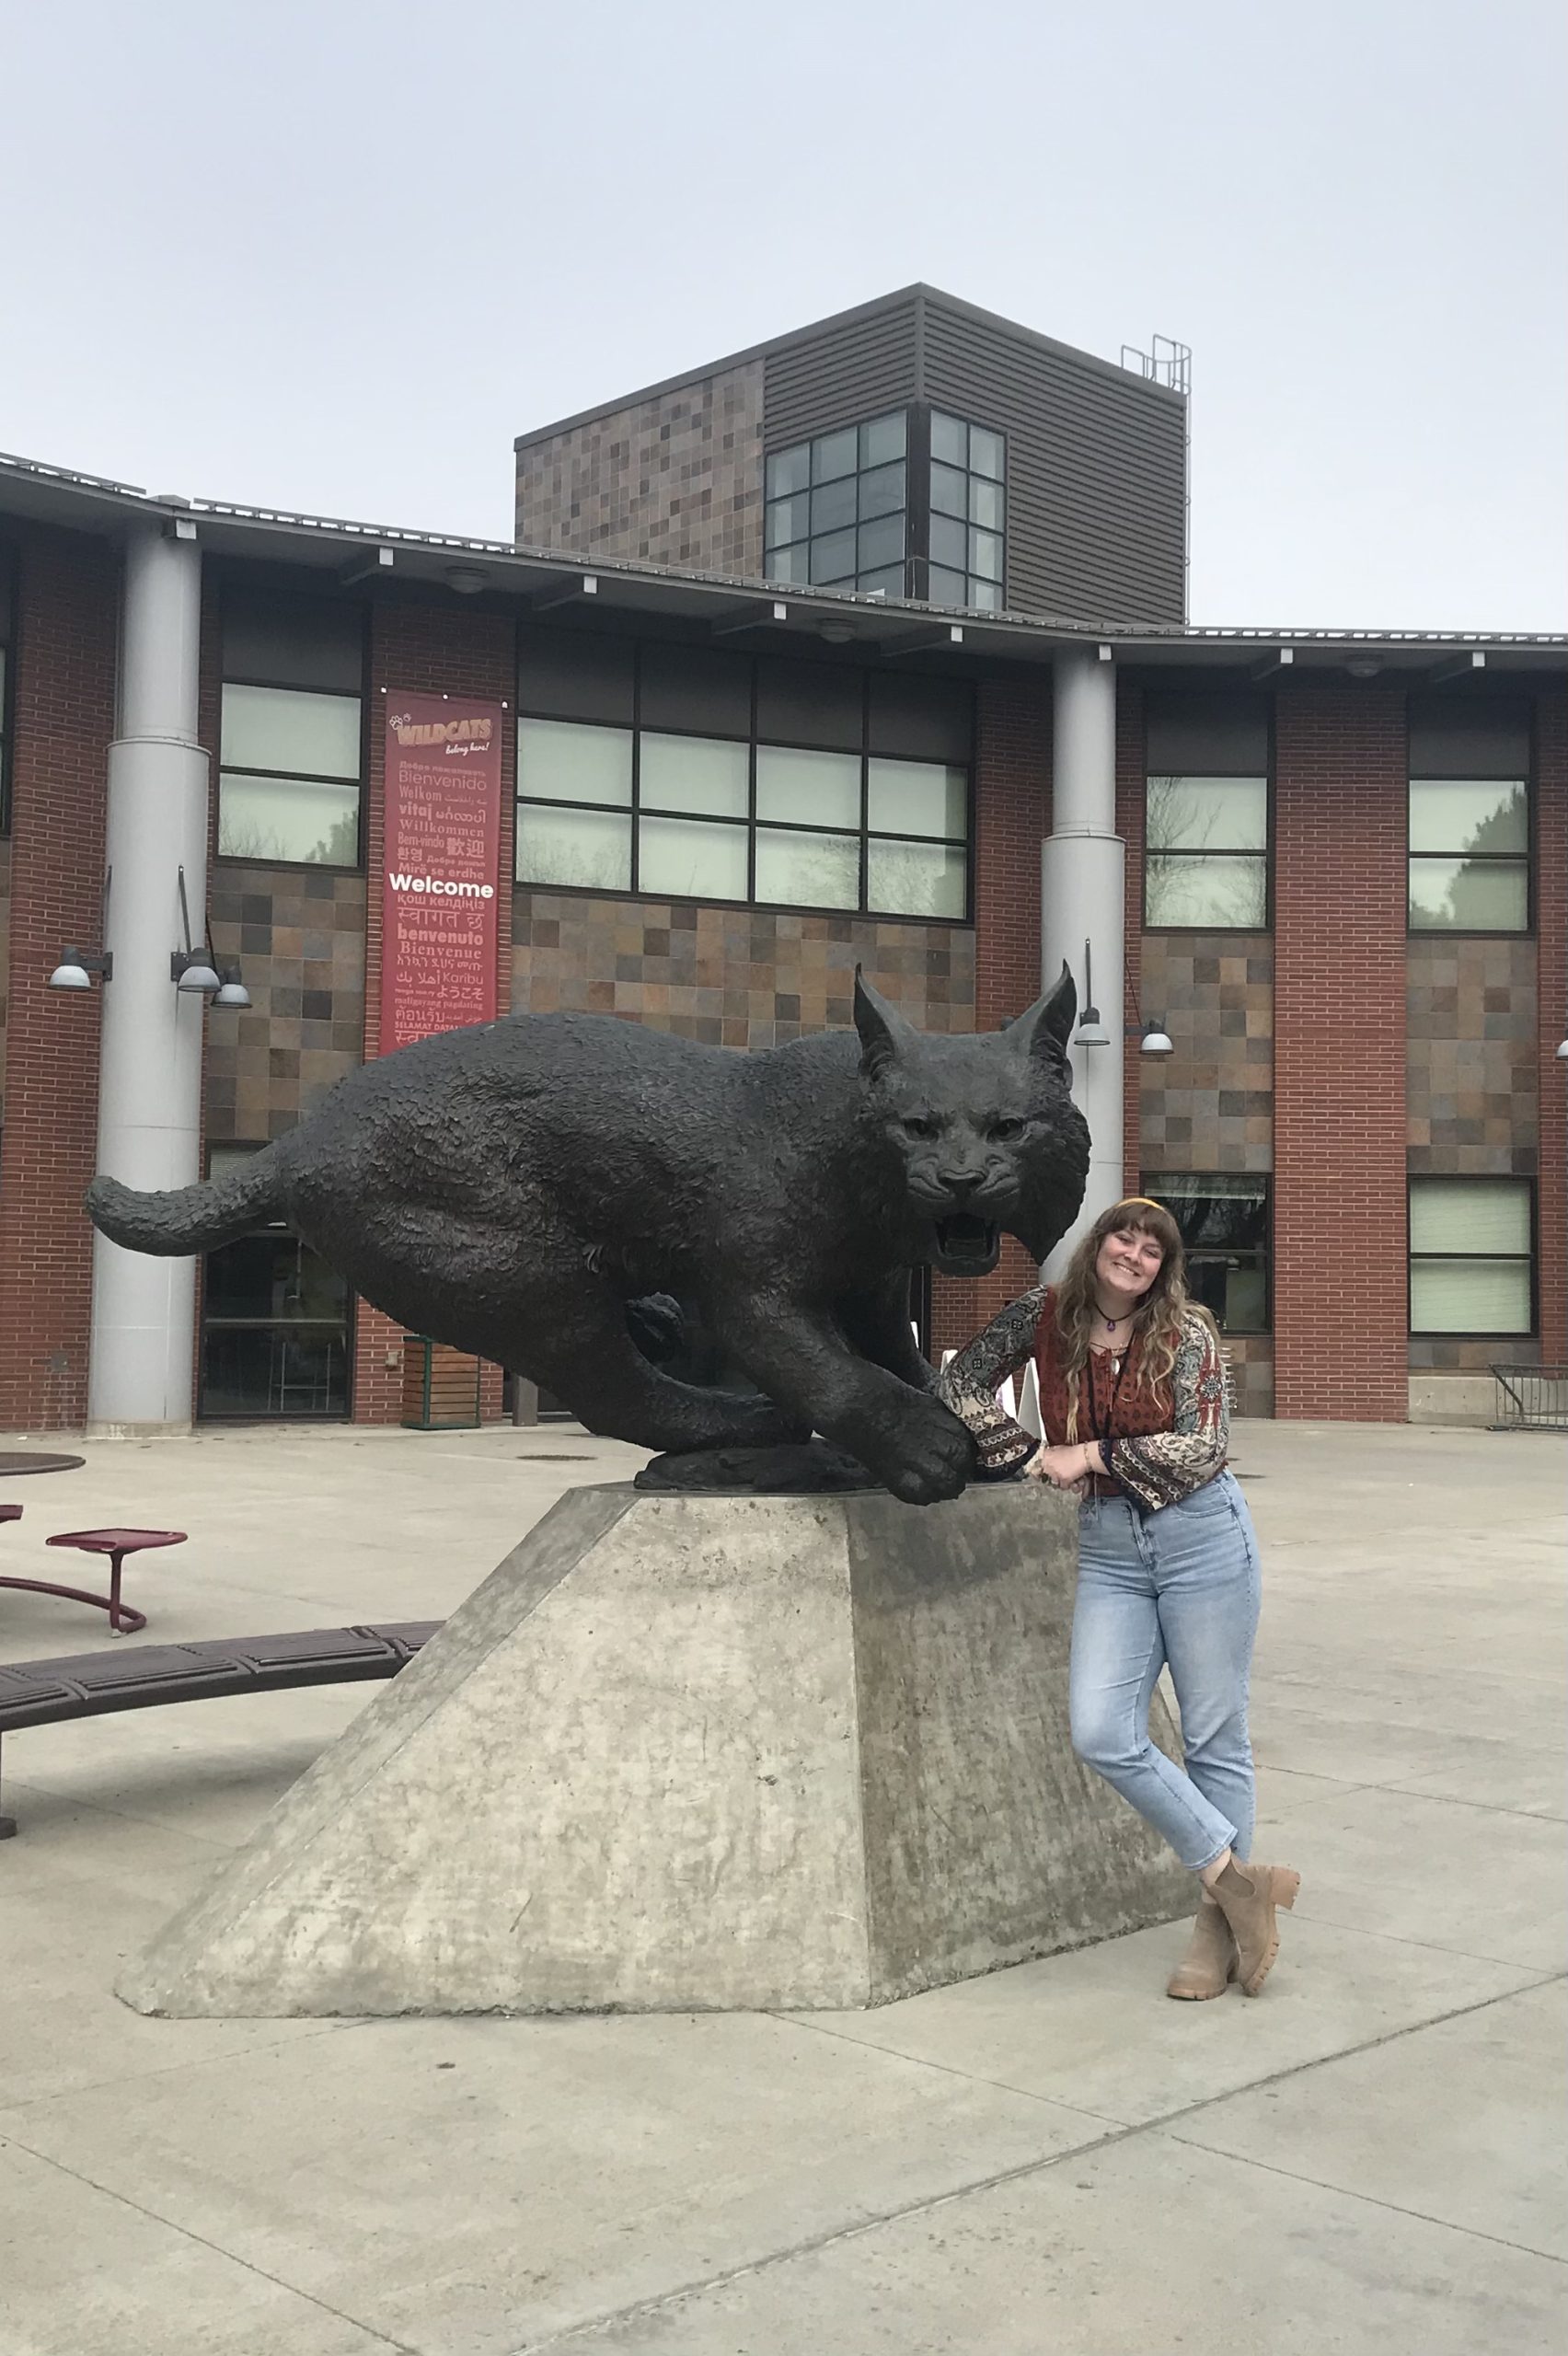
[940,1195,1301,2004]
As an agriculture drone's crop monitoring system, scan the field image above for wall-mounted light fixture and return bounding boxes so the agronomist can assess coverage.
[51,866,248,1006]
[48,869,113,990]
[1124,969,1173,1057]
[1072,939,1111,1047]
[48,947,111,992]
[170,866,222,995]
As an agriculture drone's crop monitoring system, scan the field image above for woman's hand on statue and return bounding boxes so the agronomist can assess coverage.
[1030,1443,1095,1493]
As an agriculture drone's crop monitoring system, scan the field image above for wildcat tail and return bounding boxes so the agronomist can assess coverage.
[86,1149,287,1256]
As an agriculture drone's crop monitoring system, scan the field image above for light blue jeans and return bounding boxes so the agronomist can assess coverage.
[1070,1470,1261,1872]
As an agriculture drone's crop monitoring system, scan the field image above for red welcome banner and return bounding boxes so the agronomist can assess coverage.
[379,692,504,1057]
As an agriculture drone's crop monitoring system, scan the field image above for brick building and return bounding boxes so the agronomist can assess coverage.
[0,286,1562,1435]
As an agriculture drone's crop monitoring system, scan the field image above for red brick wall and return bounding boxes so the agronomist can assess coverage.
[1273,690,1409,1420]
[354,600,517,1425]
[1536,692,1566,1362]
[0,529,118,1430]
[930,675,1052,1357]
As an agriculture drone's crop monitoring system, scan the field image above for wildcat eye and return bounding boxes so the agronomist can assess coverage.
[989,1118,1024,1142]
[902,1116,939,1140]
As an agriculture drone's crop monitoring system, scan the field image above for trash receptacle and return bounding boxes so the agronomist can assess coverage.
[400,1336,483,1431]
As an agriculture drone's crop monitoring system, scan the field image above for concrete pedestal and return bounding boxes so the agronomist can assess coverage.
[118,1485,1191,2018]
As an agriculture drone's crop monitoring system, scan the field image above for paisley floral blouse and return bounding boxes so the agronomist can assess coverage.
[939,1283,1230,1512]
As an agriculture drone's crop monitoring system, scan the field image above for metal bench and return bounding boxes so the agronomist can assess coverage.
[0,1621,439,1839]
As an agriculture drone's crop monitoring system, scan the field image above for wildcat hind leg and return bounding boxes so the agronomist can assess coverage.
[505,1273,803,1454]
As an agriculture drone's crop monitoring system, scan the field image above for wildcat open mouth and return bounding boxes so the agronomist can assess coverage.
[930,1213,1001,1276]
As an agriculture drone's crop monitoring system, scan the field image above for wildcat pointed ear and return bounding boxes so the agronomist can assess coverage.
[853,967,915,1080]
[1007,964,1077,1069]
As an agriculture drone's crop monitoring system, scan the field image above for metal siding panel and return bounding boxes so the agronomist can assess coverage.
[922,303,1186,624]
[763,299,921,450]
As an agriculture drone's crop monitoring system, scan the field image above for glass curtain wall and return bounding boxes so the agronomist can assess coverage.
[764,413,908,596]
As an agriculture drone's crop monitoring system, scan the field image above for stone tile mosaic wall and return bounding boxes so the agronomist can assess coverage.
[515,363,765,579]
[206,870,366,1145]
[1407,936,1537,1176]
[512,892,975,1048]
[1136,937,1274,1173]
[1407,933,1539,1372]
[1131,930,1275,1416]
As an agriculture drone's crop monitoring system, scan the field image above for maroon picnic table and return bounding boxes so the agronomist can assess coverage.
[0,1509,187,1636]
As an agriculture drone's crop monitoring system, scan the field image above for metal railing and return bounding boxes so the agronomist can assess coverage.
[1491,1365,1568,1432]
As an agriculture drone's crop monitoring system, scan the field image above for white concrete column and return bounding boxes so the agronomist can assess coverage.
[1042,651,1125,1280]
[87,525,210,1430]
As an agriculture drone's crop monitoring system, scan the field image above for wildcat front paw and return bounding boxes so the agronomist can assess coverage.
[874,1399,977,1507]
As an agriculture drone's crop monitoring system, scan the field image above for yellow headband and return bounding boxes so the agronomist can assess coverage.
[1111,1196,1166,1214]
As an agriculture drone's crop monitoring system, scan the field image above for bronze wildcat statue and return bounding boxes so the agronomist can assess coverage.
[86,970,1089,1505]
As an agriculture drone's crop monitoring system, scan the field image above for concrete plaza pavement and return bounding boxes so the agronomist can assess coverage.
[0,1415,1562,2354]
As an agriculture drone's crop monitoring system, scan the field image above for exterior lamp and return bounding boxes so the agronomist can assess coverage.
[213,967,251,1010]
[1556,1035,1568,1061]
[49,948,110,991]
[1124,969,1172,1056]
[1072,939,1111,1048]
[171,865,221,996]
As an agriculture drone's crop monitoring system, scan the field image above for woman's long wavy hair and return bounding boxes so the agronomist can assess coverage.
[1055,1199,1214,1438]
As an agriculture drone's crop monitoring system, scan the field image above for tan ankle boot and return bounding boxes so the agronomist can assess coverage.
[1167,1892,1238,2000]
[1212,1857,1301,1995]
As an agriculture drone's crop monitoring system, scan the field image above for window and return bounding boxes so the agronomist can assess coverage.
[217,593,364,867]
[927,412,1006,611]
[199,1146,352,1418]
[1144,694,1270,930]
[1410,1178,1533,1335]
[515,638,971,918]
[1145,778,1268,927]
[1408,698,1531,933]
[1409,780,1528,931]
[1142,1175,1271,1334]
[764,412,908,597]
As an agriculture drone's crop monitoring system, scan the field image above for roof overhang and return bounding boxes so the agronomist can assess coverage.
[4,450,1564,683]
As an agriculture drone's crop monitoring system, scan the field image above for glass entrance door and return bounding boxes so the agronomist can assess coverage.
[200,1228,352,1419]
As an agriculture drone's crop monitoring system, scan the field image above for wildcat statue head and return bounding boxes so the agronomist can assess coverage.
[851,964,1090,1277]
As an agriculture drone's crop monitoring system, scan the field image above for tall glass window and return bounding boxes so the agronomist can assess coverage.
[1144,694,1270,930]
[515,640,971,919]
[1410,1177,1533,1334]
[764,412,908,596]
[1408,779,1529,931]
[1142,1175,1271,1334]
[217,593,364,868]
[1408,699,1531,933]
[927,412,1006,610]
[1145,775,1269,927]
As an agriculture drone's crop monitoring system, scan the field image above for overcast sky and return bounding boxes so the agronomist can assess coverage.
[2,0,1562,630]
